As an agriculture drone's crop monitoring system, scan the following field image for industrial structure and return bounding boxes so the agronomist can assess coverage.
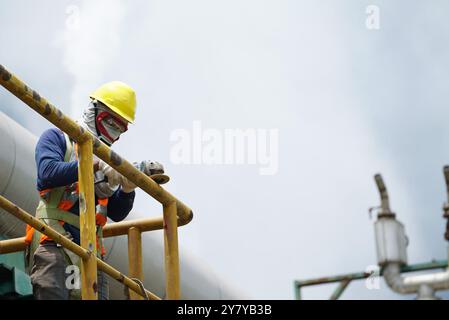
[294,173,449,300]
[0,64,242,299]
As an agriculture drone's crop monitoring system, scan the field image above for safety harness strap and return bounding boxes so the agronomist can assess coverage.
[37,204,81,228]
[63,132,73,162]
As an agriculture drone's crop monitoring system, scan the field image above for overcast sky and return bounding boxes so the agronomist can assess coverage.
[1,0,449,299]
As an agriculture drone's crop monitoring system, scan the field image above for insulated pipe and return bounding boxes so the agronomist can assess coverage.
[0,112,39,238]
[383,262,449,297]
[383,262,449,294]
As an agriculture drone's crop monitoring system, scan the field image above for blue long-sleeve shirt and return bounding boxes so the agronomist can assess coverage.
[35,128,135,244]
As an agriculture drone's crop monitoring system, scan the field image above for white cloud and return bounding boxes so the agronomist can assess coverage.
[57,0,126,117]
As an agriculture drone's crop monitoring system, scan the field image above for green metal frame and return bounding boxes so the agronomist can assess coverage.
[0,236,32,298]
[294,260,448,299]
[0,263,33,298]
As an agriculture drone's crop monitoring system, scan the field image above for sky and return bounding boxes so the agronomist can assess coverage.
[1,0,449,299]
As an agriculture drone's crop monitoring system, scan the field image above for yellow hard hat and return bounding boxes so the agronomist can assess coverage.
[90,81,137,123]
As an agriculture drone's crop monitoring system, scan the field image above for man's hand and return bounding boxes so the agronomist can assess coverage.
[98,159,166,193]
[98,160,122,187]
[121,177,137,193]
[98,160,138,193]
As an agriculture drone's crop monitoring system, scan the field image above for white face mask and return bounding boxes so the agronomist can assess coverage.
[97,114,127,145]
[80,101,99,136]
[80,101,127,146]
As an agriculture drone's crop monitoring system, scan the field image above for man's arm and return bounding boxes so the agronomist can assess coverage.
[107,188,135,222]
[35,128,78,190]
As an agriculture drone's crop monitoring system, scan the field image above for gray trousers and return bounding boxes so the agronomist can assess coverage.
[30,243,109,300]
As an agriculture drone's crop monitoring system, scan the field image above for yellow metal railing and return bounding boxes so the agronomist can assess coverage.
[0,64,193,300]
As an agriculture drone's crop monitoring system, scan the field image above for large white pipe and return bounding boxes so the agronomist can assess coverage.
[383,262,449,298]
[0,112,39,238]
[0,111,245,299]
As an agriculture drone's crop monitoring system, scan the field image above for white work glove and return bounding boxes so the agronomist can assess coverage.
[94,170,119,198]
[120,176,137,193]
[99,160,136,193]
[93,158,119,198]
[98,160,122,187]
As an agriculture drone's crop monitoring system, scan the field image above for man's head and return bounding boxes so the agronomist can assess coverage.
[82,81,136,146]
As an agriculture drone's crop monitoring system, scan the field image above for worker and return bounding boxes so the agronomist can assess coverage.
[25,81,164,300]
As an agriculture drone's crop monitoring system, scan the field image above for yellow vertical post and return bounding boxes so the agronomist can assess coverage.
[128,227,143,300]
[163,201,180,299]
[78,139,98,300]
